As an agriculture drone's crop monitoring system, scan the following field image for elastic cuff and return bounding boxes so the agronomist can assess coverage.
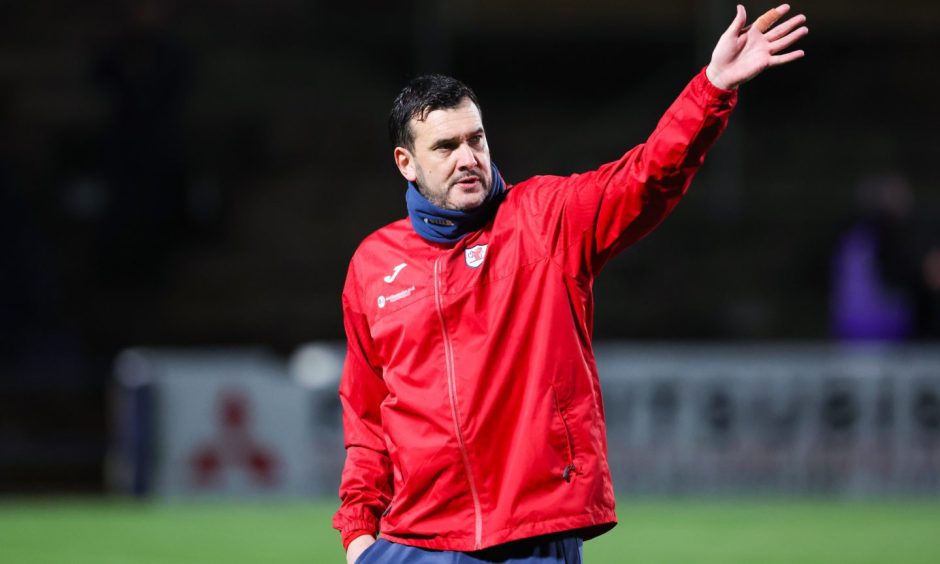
[698,66,739,100]
[342,530,375,551]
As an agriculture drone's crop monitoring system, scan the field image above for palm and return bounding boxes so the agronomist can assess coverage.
[706,4,808,90]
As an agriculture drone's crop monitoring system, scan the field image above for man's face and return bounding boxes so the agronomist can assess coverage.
[394,98,493,211]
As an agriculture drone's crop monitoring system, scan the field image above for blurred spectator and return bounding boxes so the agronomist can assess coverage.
[830,174,918,341]
[93,0,192,288]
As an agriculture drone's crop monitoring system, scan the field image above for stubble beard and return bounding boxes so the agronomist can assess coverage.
[416,171,492,212]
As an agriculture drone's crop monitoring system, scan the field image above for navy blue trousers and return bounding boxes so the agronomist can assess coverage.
[356,535,583,564]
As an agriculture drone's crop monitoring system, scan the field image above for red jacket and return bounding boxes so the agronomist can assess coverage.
[333,69,737,551]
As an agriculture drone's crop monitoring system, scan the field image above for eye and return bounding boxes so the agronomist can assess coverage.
[469,134,484,147]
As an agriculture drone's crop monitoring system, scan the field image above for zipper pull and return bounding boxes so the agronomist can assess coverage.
[563,464,576,482]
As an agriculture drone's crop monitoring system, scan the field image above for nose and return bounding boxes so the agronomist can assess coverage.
[455,143,478,170]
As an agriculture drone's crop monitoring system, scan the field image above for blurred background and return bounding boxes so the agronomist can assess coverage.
[2,0,940,561]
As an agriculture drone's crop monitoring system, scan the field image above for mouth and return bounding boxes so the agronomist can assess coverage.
[454,175,482,190]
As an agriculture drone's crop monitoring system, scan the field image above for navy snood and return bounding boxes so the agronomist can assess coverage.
[406,163,506,244]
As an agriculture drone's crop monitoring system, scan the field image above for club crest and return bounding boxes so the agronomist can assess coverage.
[465,244,488,268]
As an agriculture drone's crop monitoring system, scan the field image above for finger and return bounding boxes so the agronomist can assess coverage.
[742,4,793,34]
[753,8,783,33]
[770,26,809,53]
[724,4,747,37]
[769,49,805,67]
[766,14,807,42]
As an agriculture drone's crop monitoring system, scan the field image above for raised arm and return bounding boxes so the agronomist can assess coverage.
[522,4,807,279]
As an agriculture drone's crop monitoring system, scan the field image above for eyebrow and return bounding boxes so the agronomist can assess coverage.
[429,128,485,150]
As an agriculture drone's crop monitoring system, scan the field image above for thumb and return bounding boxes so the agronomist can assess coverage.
[724,4,747,36]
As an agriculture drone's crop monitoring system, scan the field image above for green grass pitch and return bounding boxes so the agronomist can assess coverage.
[1,499,939,563]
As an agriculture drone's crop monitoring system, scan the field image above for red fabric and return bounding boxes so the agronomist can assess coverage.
[332,69,737,551]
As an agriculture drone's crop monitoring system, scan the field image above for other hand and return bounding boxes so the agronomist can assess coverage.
[345,534,375,564]
[706,4,808,90]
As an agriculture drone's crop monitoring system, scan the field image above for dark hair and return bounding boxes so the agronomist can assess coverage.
[388,74,481,150]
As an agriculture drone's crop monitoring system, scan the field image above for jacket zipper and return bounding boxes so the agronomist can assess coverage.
[434,255,483,549]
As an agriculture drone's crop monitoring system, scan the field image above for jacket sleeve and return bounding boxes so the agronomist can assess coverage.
[331,259,393,549]
[526,68,737,279]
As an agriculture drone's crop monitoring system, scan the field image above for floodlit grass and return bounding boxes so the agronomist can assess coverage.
[1,498,939,563]
[0,500,343,564]
[591,500,940,563]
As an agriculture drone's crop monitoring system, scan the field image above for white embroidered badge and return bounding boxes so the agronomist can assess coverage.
[465,245,488,268]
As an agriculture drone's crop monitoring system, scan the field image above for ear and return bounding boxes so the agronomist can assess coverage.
[393,146,417,182]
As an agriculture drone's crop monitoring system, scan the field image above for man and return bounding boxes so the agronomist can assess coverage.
[334,5,807,563]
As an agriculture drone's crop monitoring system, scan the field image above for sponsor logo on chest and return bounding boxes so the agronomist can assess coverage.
[377,286,415,309]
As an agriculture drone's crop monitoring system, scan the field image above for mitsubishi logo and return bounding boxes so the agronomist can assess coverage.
[189,388,280,488]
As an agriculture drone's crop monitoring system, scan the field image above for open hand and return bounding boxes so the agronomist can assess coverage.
[706,4,808,90]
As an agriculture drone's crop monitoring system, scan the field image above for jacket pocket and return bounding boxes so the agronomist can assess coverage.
[550,382,577,482]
